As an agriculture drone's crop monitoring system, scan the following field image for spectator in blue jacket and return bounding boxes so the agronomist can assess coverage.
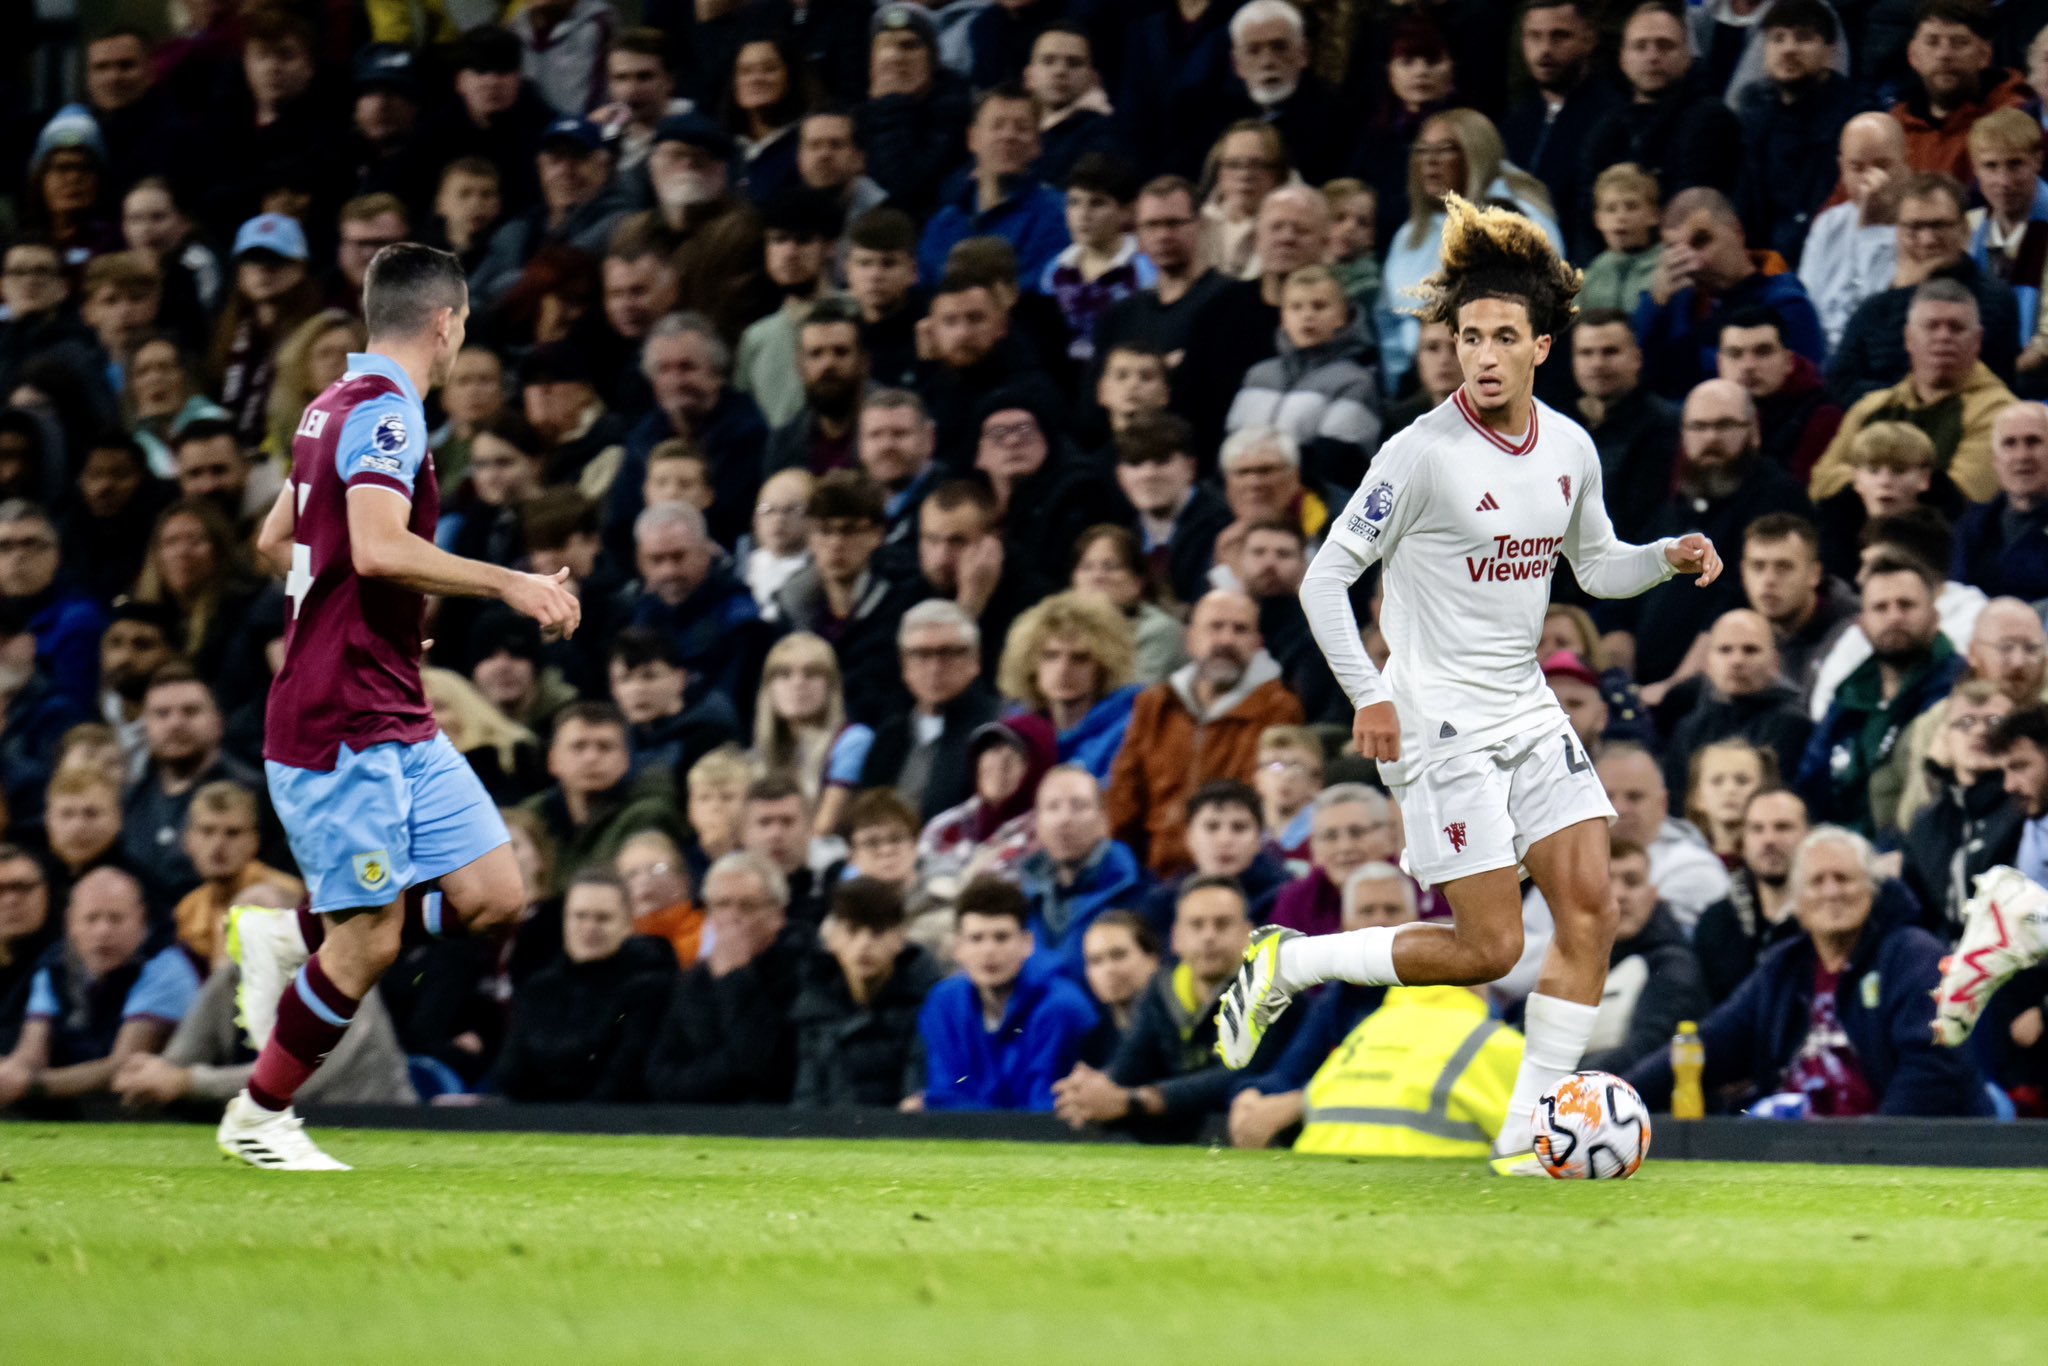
[0,867,199,1109]
[1628,826,1991,1117]
[916,85,1071,290]
[1017,766,1147,981]
[0,500,107,710]
[916,875,1100,1112]
[1796,551,1965,838]
[1952,403,2048,600]
[624,501,778,723]
[1225,861,1415,1147]
[1634,187,1827,401]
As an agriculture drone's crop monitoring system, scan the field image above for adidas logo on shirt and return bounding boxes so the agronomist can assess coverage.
[1475,492,1500,511]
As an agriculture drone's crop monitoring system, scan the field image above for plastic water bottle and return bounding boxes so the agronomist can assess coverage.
[1671,1021,1706,1120]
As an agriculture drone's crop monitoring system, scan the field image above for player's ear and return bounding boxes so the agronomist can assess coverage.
[1532,332,1552,366]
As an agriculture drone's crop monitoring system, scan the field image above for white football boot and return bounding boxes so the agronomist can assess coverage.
[1933,867,2048,1046]
[216,1093,351,1172]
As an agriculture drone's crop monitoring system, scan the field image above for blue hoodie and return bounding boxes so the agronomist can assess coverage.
[916,170,1071,288]
[1058,685,1140,783]
[919,955,1101,1111]
[1017,838,1148,984]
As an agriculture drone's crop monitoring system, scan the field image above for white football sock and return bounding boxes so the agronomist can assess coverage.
[1496,992,1601,1154]
[1275,926,1405,994]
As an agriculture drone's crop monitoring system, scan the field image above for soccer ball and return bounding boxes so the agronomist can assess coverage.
[1530,1071,1652,1180]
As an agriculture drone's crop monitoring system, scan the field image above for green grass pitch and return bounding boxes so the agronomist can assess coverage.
[3,1125,2046,1365]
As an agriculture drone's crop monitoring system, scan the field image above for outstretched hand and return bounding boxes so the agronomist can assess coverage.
[1665,533,1722,587]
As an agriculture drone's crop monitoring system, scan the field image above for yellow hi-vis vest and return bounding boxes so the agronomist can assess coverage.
[1295,986,1526,1158]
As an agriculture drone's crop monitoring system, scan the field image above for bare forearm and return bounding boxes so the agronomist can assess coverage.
[37,1056,120,1099]
[361,532,516,602]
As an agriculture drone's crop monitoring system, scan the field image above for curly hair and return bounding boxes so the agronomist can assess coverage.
[1409,192,1581,337]
[996,591,1137,710]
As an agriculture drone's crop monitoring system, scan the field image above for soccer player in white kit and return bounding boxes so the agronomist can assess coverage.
[1212,196,1722,1170]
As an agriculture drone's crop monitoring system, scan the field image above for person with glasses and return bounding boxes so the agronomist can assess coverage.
[1893,598,2048,825]
[616,828,703,968]
[916,718,1056,926]
[1901,682,2024,932]
[0,236,109,415]
[642,850,810,1103]
[1952,402,2048,599]
[330,194,410,317]
[858,600,1001,822]
[1091,175,1230,374]
[0,850,54,1057]
[1198,121,1291,281]
[741,467,814,612]
[1826,173,2020,406]
[0,501,107,713]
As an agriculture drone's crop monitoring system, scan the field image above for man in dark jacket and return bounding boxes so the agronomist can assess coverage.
[620,502,779,722]
[857,4,974,218]
[412,27,554,214]
[1797,552,1966,837]
[1629,828,1990,1116]
[1664,610,1816,792]
[1114,411,1233,606]
[1718,309,1843,485]
[790,878,941,1107]
[1120,0,1241,179]
[1582,841,1709,1074]
[770,473,918,725]
[1054,874,1301,1142]
[1578,8,1740,244]
[607,628,740,779]
[470,115,631,311]
[1736,0,1873,268]
[1137,781,1290,934]
[1216,1,1350,184]
[1903,681,2026,935]
[916,275,1064,473]
[1951,402,2048,600]
[521,703,684,881]
[492,870,678,1102]
[1572,309,1677,543]
[1503,0,1625,262]
[643,852,811,1103]
[1695,789,1810,1004]
[859,601,1002,822]
[1630,380,1816,683]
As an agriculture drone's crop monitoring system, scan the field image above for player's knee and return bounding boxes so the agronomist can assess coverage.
[1452,920,1523,984]
[1551,871,1618,950]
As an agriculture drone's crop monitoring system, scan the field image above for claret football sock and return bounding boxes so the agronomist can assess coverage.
[246,956,359,1113]
[1275,925,1405,993]
[295,899,325,952]
[1497,992,1601,1153]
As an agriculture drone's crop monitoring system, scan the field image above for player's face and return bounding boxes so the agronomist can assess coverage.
[1173,887,1252,981]
[1740,792,1808,883]
[955,913,1031,990]
[1454,297,1549,415]
[1083,923,1156,1009]
[185,808,259,882]
[1311,801,1392,882]
[563,885,634,963]
[1186,805,1262,876]
[1608,853,1658,940]
[1793,842,1875,939]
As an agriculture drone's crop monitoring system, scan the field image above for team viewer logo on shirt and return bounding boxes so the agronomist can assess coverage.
[353,852,392,892]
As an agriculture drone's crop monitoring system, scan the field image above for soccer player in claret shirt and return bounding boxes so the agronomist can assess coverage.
[215,244,580,1170]
[1213,196,1723,1172]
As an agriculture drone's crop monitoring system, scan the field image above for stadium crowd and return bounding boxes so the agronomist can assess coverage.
[4,0,2048,1151]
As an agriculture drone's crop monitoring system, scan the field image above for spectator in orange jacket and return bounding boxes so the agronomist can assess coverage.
[1891,1,2030,183]
[1106,589,1303,876]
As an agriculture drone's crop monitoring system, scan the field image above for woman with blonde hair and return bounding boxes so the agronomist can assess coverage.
[1685,739,1778,862]
[424,667,545,805]
[1198,120,1297,279]
[1377,108,1561,391]
[750,633,875,837]
[996,590,1141,781]
[263,309,365,464]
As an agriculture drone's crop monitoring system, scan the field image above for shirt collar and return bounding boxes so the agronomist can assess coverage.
[343,352,423,411]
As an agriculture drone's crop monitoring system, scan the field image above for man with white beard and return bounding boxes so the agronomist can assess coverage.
[636,112,770,344]
[1222,1,1347,183]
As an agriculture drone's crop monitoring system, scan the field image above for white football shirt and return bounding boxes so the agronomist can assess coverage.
[1301,389,1678,770]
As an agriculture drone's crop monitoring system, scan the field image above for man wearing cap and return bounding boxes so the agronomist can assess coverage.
[858,2,974,218]
[1542,651,1613,758]
[416,27,556,215]
[0,500,106,712]
[511,0,620,120]
[25,105,121,262]
[631,111,772,345]
[916,85,1070,289]
[348,44,433,211]
[216,213,319,450]
[472,113,630,311]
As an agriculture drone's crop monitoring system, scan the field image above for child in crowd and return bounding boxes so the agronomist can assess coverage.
[1040,153,1156,362]
[1225,264,1383,492]
[1321,179,1380,319]
[1819,420,1946,578]
[1580,163,1664,313]
[1254,725,1326,871]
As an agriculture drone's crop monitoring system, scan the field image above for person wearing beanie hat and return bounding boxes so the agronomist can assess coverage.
[734,188,846,429]
[347,44,436,210]
[632,113,774,344]
[972,386,1116,572]
[26,105,121,261]
[857,2,975,217]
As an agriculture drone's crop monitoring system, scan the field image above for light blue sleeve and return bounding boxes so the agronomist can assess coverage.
[334,392,427,495]
[826,724,876,786]
[123,948,202,1023]
[26,967,56,1018]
